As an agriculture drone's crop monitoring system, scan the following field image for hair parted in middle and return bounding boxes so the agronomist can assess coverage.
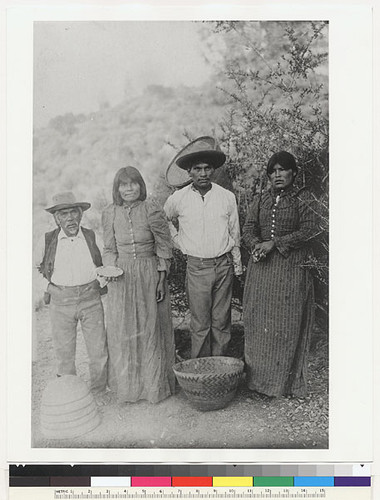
[266,151,297,176]
[112,166,147,205]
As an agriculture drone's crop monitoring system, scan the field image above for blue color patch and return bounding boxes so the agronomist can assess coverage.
[294,476,334,487]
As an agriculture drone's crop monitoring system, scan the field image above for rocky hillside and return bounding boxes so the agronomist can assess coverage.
[33,83,229,240]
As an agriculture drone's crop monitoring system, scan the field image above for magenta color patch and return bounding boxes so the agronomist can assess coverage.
[131,477,172,487]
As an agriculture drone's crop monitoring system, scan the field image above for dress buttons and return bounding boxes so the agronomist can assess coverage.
[272,199,276,239]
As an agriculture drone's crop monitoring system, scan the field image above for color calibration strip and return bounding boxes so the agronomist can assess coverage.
[9,464,371,488]
[93,476,371,487]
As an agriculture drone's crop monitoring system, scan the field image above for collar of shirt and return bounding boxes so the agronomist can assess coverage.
[269,184,295,200]
[190,183,213,196]
[58,227,85,241]
[122,200,143,210]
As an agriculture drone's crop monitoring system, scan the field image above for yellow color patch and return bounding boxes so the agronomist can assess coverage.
[213,477,253,487]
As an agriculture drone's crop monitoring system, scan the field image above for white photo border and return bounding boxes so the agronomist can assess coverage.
[6,4,373,463]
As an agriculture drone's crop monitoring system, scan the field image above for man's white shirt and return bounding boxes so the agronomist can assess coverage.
[34,228,100,287]
[164,183,242,274]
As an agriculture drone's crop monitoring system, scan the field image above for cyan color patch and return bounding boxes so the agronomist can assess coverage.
[294,476,334,487]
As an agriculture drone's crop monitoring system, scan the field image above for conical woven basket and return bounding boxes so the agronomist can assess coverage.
[173,356,244,411]
[40,375,100,439]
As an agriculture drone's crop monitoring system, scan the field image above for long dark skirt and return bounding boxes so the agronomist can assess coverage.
[243,248,314,397]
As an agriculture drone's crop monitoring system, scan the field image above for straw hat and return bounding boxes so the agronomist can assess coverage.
[45,191,91,214]
[166,136,226,188]
[40,375,100,439]
[176,136,226,170]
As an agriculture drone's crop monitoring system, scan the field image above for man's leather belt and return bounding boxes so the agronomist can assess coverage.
[186,252,231,263]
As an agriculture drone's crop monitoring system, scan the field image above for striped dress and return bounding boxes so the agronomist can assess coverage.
[242,186,317,397]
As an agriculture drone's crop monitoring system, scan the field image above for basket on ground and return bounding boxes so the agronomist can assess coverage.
[173,356,244,411]
[40,375,100,439]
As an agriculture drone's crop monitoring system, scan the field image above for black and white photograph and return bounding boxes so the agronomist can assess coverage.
[3,0,375,468]
[31,19,329,449]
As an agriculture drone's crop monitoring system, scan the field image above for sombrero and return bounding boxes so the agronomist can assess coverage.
[165,136,226,188]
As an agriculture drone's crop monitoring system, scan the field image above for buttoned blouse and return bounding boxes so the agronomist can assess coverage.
[102,199,172,271]
[242,186,318,258]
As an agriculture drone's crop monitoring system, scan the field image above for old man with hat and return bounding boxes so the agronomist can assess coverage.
[35,192,109,402]
[164,137,242,358]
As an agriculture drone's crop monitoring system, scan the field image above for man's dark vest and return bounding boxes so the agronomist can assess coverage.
[38,227,106,294]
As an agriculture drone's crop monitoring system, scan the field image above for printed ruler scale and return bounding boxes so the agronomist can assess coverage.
[8,487,372,500]
[8,465,373,500]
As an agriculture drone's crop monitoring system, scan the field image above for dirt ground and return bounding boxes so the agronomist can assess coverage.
[32,303,328,449]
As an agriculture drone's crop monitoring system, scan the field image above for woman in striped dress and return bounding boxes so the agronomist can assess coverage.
[242,151,318,397]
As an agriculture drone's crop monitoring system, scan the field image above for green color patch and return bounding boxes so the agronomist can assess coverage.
[254,476,294,487]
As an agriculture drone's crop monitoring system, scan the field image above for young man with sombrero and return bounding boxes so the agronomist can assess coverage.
[35,192,109,403]
[164,137,242,358]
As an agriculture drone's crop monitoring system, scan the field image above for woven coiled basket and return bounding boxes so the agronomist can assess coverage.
[40,375,100,439]
[173,356,244,411]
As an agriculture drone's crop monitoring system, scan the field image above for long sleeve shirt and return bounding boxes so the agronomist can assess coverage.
[34,227,101,287]
[101,200,172,273]
[164,183,242,274]
[242,187,319,258]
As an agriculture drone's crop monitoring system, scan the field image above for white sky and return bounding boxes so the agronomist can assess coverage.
[33,21,213,128]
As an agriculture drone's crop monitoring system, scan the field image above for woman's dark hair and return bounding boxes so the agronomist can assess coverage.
[267,151,297,176]
[112,166,147,205]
